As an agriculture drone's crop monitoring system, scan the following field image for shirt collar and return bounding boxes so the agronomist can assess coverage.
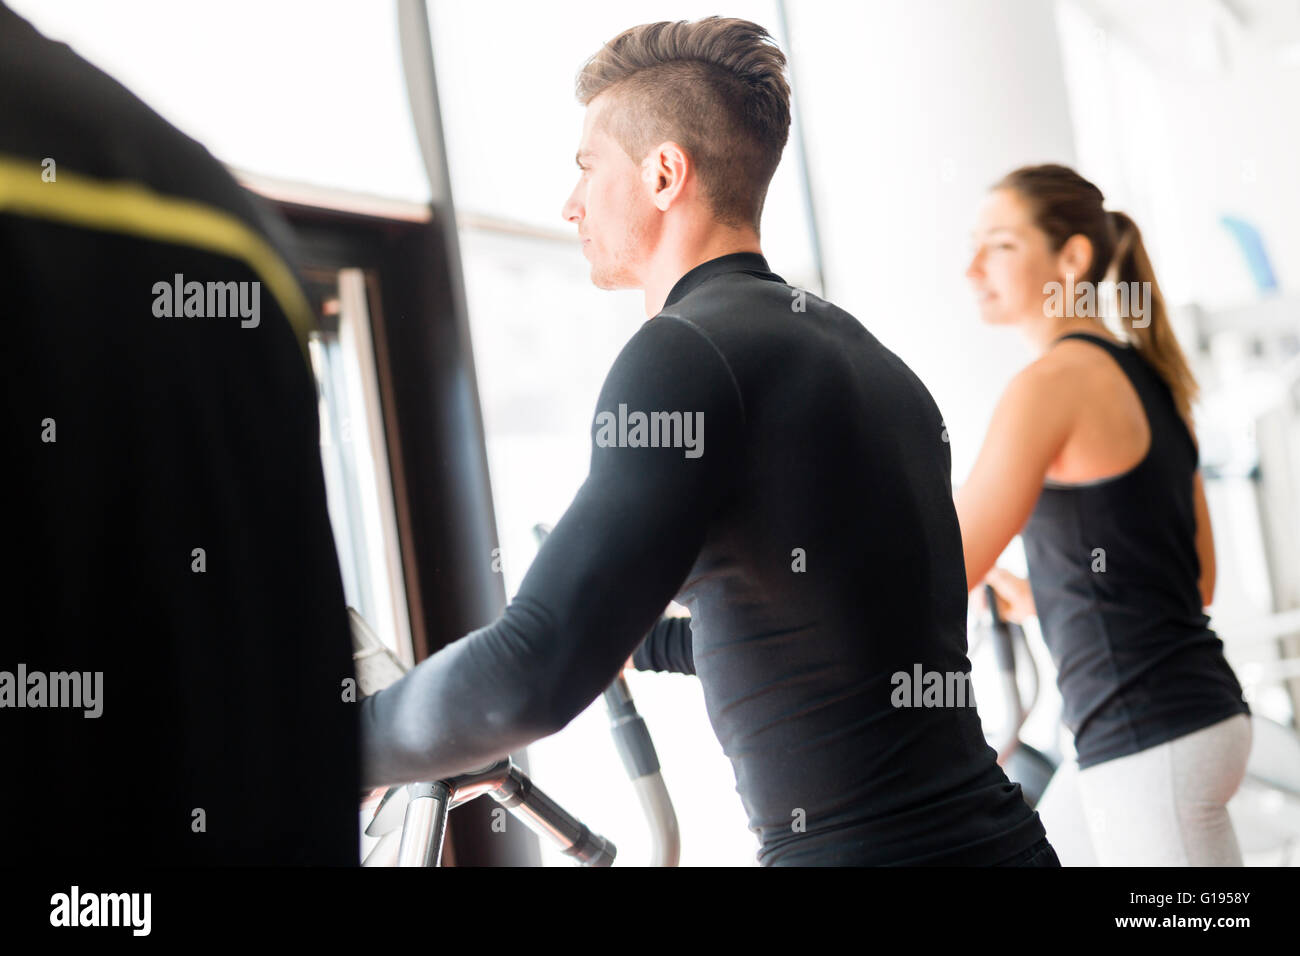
[661,252,784,310]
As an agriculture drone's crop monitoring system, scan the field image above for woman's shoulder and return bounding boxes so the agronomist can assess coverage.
[1044,333,1127,369]
[992,337,1137,445]
[1003,342,1095,407]
[1020,335,1133,399]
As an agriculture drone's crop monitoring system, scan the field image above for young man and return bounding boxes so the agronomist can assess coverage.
[361,16,1057,866]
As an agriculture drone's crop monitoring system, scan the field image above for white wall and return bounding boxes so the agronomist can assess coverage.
[1058,0,1300,310]
[784,0,1079,483]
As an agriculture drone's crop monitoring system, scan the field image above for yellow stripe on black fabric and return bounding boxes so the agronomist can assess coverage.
[0,154,313,361]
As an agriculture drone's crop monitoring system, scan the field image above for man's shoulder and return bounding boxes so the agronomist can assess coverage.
[611,312,736,386]
[675,271,872,330]
[667,270,801,320]
[662,273,883,376]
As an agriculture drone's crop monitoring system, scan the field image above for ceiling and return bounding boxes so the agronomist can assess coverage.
[1075,0,1300,73]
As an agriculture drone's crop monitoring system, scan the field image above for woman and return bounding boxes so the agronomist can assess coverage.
[958,163,1252,866]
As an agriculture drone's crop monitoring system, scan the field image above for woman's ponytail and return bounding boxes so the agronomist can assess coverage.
[1106,210,1199,424]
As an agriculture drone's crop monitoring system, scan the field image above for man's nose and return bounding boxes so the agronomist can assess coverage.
[561,188,583,225]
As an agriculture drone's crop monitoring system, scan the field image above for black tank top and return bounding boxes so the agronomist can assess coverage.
[1021,332,1249,769]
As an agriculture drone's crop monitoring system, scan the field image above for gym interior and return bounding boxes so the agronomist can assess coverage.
[5,0,1299,897]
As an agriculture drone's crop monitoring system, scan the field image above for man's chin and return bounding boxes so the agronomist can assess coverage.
[589,266,634,292]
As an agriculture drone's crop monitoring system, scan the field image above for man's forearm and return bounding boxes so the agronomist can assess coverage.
[358,600,562,789]
[631,615,695,675]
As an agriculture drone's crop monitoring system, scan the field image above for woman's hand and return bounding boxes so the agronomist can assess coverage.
[983,567,1036,624]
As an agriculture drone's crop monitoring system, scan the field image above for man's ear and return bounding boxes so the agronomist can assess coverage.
[640,157,658,188]
[642,142,689,212]
[1058,233,1095,281]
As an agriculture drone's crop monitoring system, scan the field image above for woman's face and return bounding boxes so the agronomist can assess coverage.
[966,188,1061,326]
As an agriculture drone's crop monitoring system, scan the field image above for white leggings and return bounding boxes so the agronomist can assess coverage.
[1034,713,1253,866]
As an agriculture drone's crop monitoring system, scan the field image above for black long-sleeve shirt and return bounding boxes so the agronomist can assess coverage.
[633,616,695,675]
[360,252,1047,865]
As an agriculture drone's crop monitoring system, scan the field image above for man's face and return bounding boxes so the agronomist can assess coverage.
[562,95,661,290]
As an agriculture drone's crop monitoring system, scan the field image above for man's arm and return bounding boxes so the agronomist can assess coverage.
[630,615,696,675]
[360,316,742,787]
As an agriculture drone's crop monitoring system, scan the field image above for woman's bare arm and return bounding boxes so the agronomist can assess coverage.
[955,358,1077,591]
[1192,469,1216,608]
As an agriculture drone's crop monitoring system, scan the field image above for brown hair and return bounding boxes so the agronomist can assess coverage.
[995,164,1199,423]
[575,17,791,232]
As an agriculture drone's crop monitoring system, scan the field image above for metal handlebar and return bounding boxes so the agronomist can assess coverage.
[985,583,1028,765]
[383,760,616,867]
[603,676,681,867]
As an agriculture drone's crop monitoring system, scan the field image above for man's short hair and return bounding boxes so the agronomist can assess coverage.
[575,16,792,232]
